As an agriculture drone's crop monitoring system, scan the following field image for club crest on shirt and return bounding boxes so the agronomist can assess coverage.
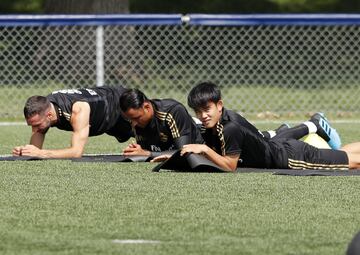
[159,132,168,142]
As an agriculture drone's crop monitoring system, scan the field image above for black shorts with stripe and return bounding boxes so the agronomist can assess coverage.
[271,139,349,170]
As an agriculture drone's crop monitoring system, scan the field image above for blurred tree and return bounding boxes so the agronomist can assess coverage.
[270,0,360,12]
[2,0,360,14]
[334,0,360,12]
[44,0,129,14]
[0,0,44,14]
[130,0,278,13]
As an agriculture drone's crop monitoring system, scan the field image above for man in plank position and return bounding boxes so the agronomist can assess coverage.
[13,86,132,158]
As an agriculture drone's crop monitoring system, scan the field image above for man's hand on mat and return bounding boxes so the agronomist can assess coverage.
[13,144,43,157]
[123,142,151,156]
[180,144,208,156]
[12,146,24,156]
[151,154,171,162]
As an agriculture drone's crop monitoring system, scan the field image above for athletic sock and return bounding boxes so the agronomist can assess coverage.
[303,121,317,134]
[267,130,276,138]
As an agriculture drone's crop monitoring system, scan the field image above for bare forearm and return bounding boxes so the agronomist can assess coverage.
[36,147,83,158]
[202,147,237,172]
[30,133,45,148]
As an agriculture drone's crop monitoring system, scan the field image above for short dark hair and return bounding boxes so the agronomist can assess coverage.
[187,82,222,110]
[23,96,51,118]
[119,88,149,112]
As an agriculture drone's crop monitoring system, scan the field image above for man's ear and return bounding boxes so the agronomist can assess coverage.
[143,102,151,113]
[216,100,224,112]
[46,104,56,121]
[46,110,53,119]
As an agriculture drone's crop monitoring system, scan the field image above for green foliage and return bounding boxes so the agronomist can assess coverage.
[270,0,340,12]
[129,0,360,13]
[130,0,278,14]
[281,0,360,13]
[2,0,360,14]
[0,0,44,14]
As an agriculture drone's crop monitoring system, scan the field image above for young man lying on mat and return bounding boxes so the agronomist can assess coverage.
[176,82,356,172]
[120,88,340,159]
[12,86,133,158]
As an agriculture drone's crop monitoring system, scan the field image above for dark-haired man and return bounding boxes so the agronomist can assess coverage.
[120,88,340,159]
[12,86,132,158]
[180,82,356,171]
[119,88,203,157]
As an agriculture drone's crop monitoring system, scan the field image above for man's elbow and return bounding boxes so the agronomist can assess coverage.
[223,164,237,172]
[228,161,239,172]
[229,166,237,172]
[72,150,84,158]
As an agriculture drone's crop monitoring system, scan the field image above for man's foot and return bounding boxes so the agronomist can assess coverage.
[274,123,290,135]
[310,113,341,149]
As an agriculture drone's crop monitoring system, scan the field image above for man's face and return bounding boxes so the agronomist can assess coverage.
[123,103,153,128]
[26,113,51,134]
[194,101,223,129]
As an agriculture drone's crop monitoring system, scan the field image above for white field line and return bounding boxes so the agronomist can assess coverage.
[0,154,124,157]
[112,239,161,244]
[0,153,124,157]
[0,122,26,126]
[250,120,360,124]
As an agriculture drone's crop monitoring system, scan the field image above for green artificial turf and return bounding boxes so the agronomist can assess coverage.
[0,123,359,254]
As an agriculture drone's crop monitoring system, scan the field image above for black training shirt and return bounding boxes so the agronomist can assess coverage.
[47,86,132,142]
[221,108,264,138]
[134,99,203,152]
[201,108,272,168]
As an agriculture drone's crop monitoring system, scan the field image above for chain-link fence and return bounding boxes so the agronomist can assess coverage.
[1,14,360,120]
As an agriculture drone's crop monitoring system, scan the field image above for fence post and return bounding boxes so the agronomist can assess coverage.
[96,25,104,87]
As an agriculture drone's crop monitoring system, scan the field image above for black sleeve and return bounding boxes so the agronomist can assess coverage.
[166,104,195,147]
[174,135,192,149]
[222,122,245,156]
[234,114,263,138]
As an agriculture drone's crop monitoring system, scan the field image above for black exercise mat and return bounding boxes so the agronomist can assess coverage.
[347,231,360,255]
[273,169,360,176]
[72,154,152,162]
[235,168,277,173]
[228,168,360,175]
[0,155,43,161]
[152,150,226,172]
[152,153,360,175]
[0,154,151,162]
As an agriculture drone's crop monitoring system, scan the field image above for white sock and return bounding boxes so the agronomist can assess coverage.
[267,130,276,138]
[303,121,317,133]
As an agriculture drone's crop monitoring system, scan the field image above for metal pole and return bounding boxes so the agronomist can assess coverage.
[96,25,104,87]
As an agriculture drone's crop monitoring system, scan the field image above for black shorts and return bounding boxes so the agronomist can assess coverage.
[271,139,349,170]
